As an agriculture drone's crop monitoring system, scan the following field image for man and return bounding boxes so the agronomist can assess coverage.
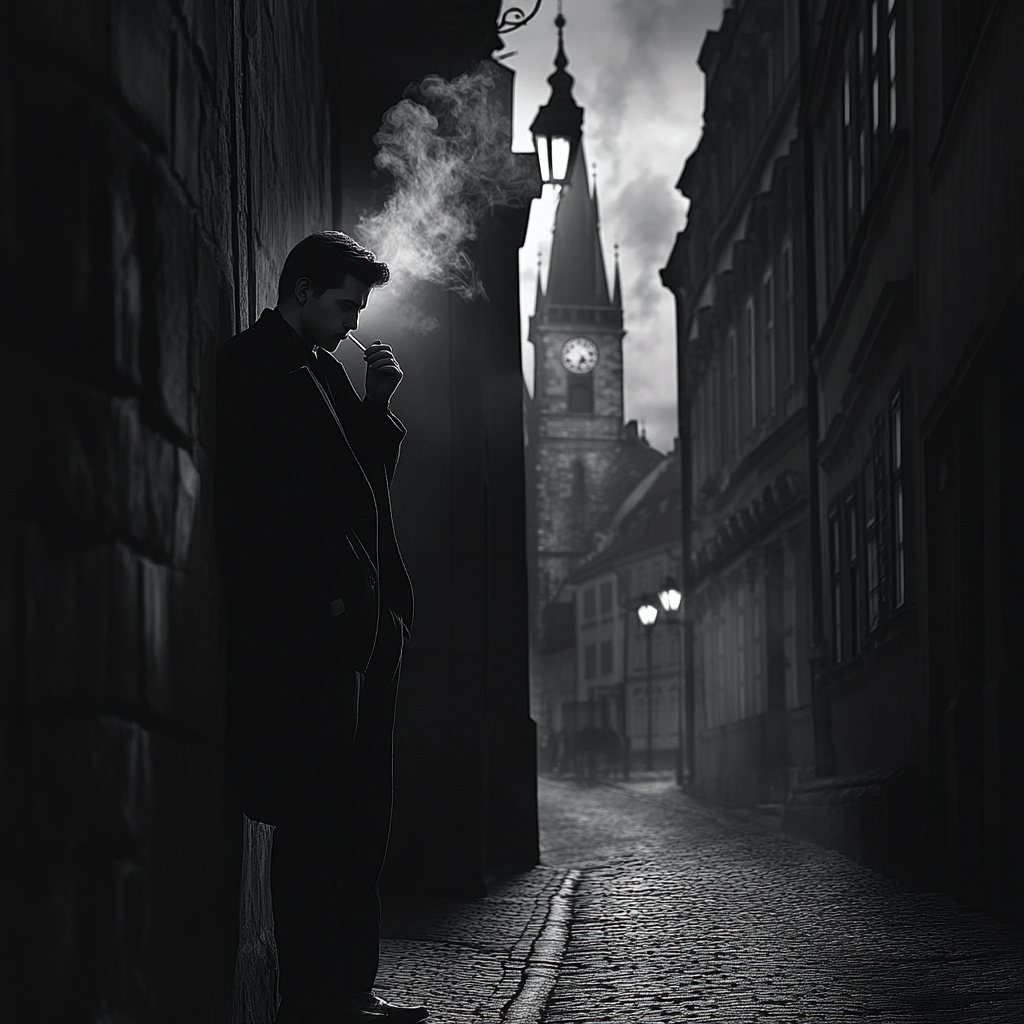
[216,231,426,1023]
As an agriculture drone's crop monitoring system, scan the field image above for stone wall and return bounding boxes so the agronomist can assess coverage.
[0,1,335,1018]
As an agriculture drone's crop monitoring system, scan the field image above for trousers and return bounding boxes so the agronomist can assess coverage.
[271,608,405,1011]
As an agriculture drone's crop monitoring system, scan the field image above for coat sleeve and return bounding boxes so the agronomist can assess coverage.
[360,398,407,484]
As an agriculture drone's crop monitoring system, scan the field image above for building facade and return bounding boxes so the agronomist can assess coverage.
[556,455,684,774]
[798,0,1022,917]
[662,0,816,806]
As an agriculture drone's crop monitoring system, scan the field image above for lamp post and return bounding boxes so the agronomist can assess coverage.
[658,577,685,786]
[529,7,584,187]
[637,598,659,772]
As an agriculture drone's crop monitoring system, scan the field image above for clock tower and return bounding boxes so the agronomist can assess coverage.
[526,140,662,632]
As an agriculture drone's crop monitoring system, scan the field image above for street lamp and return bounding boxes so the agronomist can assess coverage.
[529,9,584,187]
[637,598,659,771]
[658,577,686,786]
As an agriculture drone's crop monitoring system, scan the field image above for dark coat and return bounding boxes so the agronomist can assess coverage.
[216,308,413,821]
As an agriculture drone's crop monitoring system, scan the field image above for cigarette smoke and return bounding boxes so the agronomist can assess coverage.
[358,63,535,316]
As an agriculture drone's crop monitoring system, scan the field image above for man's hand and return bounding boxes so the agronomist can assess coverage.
[363,340,403,406]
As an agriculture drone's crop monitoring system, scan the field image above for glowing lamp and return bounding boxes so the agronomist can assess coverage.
[637,601,659,628]
[658,578,682,614]
[530,12,583,187]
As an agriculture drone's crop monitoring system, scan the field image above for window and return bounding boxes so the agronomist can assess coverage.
[865,441,881,631]
[729,330,739,453]
[737,589,747,719]
[782,241,795,385]
[829,509,843,663]
[746,297,757,428]
[822,134,838,303]
[846,492,861,655]
[888,3,898,131]
[753,587,763,713]
[891,388,905,607]
[567,374,593,414]
[583,587,596,621]
[600,639,613,676]
[710,363,720,470]
[584,644,597,680]
[764,267,776,413]
[599,581,613,616]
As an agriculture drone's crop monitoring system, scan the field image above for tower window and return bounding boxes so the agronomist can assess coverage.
[567,374,594,413]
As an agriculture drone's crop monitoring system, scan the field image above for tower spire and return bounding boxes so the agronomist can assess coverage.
[545,141,613,308]
[613,243,622,309]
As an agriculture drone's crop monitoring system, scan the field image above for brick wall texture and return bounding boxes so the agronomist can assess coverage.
[0,2,337,1019]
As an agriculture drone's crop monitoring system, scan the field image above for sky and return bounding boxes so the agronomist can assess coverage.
[496,0,725,453]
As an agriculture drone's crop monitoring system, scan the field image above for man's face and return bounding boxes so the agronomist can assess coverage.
[296,273,371,349]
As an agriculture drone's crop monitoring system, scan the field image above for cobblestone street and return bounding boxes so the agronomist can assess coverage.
[377,774,1023,1023]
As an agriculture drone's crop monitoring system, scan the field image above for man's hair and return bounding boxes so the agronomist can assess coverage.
[277,231,390,303]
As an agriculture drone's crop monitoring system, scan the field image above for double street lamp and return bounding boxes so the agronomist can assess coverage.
[635,578,685,778]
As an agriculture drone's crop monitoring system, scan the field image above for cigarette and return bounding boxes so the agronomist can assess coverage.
[345,331,367,352]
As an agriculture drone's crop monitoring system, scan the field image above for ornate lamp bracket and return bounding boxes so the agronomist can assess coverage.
[498,0,545,33]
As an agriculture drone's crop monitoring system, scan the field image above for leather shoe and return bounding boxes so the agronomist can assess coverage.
[343,991,429,1022]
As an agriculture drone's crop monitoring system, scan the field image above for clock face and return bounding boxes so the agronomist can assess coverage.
[561,337,599,374]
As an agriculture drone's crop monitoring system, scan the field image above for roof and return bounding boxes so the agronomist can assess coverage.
[565,453,682,586]
[545,140,615,308]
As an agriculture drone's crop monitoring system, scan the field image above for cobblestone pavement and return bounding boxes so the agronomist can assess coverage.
[375,775,1023,1023]
[540,775,1023,1024]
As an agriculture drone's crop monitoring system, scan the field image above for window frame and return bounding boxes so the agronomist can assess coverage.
[764,265,776,414]
[829,503,843,664]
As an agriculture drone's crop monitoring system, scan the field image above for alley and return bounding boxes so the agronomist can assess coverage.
[377,776,1022,1023]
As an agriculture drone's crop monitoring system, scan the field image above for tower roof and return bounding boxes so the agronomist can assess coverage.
[545,142,615,309]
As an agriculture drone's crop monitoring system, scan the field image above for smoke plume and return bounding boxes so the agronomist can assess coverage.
[358,64,535,313]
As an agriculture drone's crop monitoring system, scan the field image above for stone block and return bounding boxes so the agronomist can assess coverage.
[173,31,203,203]
[21,378,179,558]
[141,557,171,716]
[87,857,149,1019]
[147,170,195,440]
[193,235,233,449]
[106,119,145,391]
[173,447,200,568]
[22,525,78,708]
[141,417,178,552]
[111,0,171,152]
[30,715,151,851]
[21,526,144,712]
[106,542,142,709]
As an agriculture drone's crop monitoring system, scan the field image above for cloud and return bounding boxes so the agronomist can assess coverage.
[605,169,686,320]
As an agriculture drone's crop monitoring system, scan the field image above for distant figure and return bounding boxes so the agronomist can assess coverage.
[216,232,425,1023]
